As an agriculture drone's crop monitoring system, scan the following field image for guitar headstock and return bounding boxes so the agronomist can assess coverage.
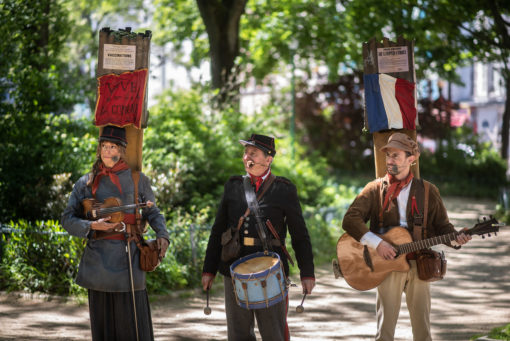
[467,216,501,237]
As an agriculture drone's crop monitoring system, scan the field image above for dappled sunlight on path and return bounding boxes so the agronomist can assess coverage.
[0,197,508,340]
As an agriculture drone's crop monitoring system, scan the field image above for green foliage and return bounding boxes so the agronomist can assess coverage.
[0,0,97,222]
[471,323,510,340]
[419,127,508,198]
[488,323,510,340]
[146,208,211,294]
[0,112,95,222]
[0,220,85,296]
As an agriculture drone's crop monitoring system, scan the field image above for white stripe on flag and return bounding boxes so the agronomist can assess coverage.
[379,74,404,129]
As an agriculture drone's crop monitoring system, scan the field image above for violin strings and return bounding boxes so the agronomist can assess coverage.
[96,203,147,215]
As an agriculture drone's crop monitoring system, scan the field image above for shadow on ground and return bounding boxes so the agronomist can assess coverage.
[0,197,508,340]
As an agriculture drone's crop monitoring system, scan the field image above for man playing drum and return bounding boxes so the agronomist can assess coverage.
[202,134,315,341]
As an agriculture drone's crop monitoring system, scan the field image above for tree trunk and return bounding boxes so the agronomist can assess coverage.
[501,78,510,160]
[196,0,247,90]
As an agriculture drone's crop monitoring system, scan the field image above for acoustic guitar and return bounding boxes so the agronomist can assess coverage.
[335,217,501,291]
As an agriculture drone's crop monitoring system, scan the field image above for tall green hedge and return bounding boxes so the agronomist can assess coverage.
[0,220,85,295]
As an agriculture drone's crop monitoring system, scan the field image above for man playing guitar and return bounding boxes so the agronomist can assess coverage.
[342,132,471,341]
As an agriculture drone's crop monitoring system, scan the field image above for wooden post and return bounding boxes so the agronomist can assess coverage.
[362,36,420,178]
[96,27,152,171]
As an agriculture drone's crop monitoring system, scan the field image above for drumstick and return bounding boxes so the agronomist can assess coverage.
[204,288,212,315]
[296,291,307,313]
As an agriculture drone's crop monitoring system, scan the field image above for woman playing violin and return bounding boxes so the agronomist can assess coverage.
[61,125,169,341]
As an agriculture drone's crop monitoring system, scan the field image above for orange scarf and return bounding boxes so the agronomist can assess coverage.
[92,160,130,196]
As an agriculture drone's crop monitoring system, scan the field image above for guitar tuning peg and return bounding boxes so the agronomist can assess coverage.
[495,232,497,236]
[488,233,491,237]
[482,235,485,239]
[483,217,487,221]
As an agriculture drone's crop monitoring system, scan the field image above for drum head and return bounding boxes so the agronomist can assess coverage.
[233,256,279,275]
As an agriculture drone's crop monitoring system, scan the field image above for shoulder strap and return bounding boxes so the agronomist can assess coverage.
[413,180,430,241]
[131,171,141,225]
[236,174,276,230]
[243,176,269,251]
[377,178,385,229]
[422,181,430,238]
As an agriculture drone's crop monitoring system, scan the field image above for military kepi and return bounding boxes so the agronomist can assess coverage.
[100,125,128,147]
[239,134,276,156]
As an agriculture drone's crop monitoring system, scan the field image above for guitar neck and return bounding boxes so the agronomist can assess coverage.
[397,231,459,254]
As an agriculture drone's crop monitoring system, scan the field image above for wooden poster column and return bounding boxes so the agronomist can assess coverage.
[95,27,152,171]
[362,36,420,178]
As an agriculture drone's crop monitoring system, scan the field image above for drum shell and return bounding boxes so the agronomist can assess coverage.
[230,252,288,309]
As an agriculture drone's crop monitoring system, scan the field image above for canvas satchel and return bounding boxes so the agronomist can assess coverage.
[413,180,447,282]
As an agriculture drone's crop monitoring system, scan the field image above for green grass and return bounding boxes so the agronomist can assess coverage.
[471,323,510,340]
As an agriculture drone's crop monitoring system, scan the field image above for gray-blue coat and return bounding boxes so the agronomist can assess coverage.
[61,168,169,292]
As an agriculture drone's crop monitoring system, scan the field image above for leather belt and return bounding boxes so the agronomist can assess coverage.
[243,237,281,247]
[94,231,126,240]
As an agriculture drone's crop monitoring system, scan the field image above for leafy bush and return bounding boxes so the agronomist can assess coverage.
[0,220,85,296]
[419,127,508,198]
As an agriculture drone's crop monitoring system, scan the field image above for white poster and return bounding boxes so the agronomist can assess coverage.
[103,44,136,70]
[377,46,409,73]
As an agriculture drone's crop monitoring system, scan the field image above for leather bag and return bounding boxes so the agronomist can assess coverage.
[413,181,447,282]
[221,226,241,263]
[138,238,161,272]
[416,249,447,282]
[131,171,162,272]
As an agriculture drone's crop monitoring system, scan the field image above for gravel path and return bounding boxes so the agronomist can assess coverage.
[0,196,508,340]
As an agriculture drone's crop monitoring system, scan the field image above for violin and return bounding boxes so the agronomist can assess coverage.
[82,197,153,223]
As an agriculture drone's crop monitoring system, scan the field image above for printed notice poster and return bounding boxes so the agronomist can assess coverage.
[377,46,409,73]
[94,69,148,128]
[103,44,136,70]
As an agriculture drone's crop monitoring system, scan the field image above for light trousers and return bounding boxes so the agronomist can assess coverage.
[375,260,432,341]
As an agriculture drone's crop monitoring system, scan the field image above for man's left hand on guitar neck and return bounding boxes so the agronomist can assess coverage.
[451,228,472,246]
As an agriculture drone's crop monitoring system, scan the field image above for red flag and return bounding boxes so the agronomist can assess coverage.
[94,69,148,128]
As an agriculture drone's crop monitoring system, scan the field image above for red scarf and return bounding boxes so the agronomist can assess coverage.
[382,172,414,212]
[92,160,130,196]
[249,168,270,192]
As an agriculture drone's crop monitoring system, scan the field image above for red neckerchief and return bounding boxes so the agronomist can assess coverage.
[92,159,130,196]
[249,168,270,192]
[382,172,414,212]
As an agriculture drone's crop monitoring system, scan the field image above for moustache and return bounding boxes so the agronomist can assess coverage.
[246,160,266,168]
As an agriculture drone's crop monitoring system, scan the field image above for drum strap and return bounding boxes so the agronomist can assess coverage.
[243,175,273,253]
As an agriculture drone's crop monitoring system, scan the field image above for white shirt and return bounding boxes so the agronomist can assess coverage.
[360,179,413,249]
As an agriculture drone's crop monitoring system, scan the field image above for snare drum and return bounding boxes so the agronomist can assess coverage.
[230,251,288,309]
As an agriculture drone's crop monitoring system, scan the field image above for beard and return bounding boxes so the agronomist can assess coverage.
[388,164,399,175]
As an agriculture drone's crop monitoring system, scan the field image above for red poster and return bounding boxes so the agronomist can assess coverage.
[94,69,148,128]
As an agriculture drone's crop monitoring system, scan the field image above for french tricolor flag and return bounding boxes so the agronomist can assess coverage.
[364,74,418,133]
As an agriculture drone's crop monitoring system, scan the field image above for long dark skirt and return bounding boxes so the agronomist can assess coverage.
[88,289,154,341]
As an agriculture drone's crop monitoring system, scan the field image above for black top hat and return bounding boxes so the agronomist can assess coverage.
[100,125,127,147]
[239,134,276,156]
